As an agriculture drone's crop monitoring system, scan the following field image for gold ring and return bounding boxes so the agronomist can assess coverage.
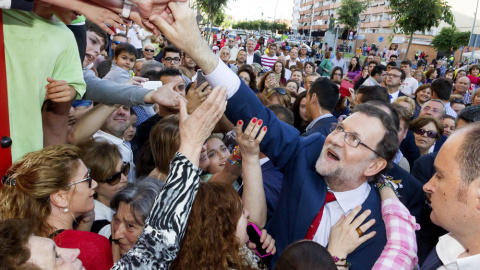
[356,227,364,237]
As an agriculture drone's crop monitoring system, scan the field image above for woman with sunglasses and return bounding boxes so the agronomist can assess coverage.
[79,139,129,239]
[0,144,114,270]
[264,87,292,108]
[409,116,444,156]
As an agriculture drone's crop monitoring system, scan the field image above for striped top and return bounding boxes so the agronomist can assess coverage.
[261,55,278,71]
[112,153,201,270]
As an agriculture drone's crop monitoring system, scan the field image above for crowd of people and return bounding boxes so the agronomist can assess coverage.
[1,1,480,270]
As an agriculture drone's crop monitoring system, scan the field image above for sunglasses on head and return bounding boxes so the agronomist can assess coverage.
[114,41,126,45]
[271,87,287,95]
[144,49,155,52]
[452,98,464,105]
[98,162,130,186]
[413,128,438,139]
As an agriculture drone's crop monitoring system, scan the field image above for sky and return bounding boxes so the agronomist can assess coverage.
[225,0,294,21]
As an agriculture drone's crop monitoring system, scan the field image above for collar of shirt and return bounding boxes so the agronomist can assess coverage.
[365,76,380,86]
[389,90,400,101]
[329,182,371,214]
[393,149,403,164]
[94,130,124,145]
[259,157,270,166]
[306,113,333,131]
[437,233,480,269]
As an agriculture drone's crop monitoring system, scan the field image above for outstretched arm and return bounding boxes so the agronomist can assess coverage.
[113,86,227,269]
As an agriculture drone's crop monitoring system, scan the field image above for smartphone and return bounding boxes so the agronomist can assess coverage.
[196,69,208,89]
[247,223,272,258]
[339,79,354,98]
[142,81,163,90]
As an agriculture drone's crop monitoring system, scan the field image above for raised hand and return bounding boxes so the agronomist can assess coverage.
[45,77,76,103]
[178,86,227,166]
[235,118,267,160]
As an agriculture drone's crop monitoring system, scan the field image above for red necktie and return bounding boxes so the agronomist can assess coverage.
[305,191,337,240]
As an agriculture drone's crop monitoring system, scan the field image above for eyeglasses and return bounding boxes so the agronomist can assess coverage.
[114,41,126,45]
[98,162,130,186]
[333,73,342,76]
[164,57,181,63]
[330,123,384,159]
[144,49,155,52]
[413,128,438,139]
[240,75,251,83]
[387,73,402,78]
[271,87,287,95]
[64,168,92,189]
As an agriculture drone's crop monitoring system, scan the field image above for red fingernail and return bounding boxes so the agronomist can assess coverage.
[263,126,267,131]
[252,118,257,123]
[258,120,263,125]
[238,120,243,125]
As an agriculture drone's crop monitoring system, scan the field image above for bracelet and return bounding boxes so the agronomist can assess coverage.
[233,145,242,161]
[227,158,241,166]
[332,256,351,268]
[375,174,399,191]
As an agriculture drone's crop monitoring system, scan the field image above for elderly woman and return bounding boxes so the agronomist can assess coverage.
[78,139,129,239]
[394,96,416,117]
[413,84,432,119]
[110,179,164,261]
[409,116,444,156]
[0,144,113,270]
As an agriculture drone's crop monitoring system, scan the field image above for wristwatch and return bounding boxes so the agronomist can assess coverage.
[122,0,133,19]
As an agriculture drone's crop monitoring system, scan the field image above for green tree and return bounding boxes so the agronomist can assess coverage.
[388,0,455,59]
[431,27,470,55]
[198,0,230,41]
[337,0,369,52]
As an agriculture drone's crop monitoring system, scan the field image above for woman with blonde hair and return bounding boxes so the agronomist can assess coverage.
[264,88,292,108]
[0,144,113,270]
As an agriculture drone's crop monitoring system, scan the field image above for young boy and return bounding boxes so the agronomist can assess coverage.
[103,43,137,84]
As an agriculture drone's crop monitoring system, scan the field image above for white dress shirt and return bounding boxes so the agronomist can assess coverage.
[246,52,255,65]
[437,233,480,269]
[93,200,115,239]
[93,130,136,182]
[389,90,400,103]
[312,182,371,246]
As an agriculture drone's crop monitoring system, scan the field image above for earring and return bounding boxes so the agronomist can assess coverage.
[63,208,69,213]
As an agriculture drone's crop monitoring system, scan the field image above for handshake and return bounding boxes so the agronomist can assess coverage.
[38,0,188,35]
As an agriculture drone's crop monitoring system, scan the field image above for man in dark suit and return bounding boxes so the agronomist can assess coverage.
[156,7,400,269]
[301,78,339,137]
[386,67,407,103]
[246,38,262,65]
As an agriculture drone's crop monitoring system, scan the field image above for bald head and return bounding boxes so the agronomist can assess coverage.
[455,76,471,96]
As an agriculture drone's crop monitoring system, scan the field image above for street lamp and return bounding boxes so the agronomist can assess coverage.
[309,0,316,43]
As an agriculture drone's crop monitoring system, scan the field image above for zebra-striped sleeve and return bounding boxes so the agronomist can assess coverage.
[112,152,201,270]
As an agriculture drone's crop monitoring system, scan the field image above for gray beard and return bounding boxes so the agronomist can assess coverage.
[315,154,369,191]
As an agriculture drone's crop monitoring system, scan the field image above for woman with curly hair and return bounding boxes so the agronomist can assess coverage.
[238,66,258,92]
[170,119,275,270]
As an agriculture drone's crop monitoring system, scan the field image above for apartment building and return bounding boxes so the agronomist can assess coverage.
[293,0,440,60]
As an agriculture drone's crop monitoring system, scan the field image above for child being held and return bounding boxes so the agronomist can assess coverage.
[103,43,137,84]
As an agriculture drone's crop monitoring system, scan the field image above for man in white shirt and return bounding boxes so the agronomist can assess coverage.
[430,78,457,118]
[331,51,347,73]
[126,22,143,58]
[422,123,480,270]
[386,67,407,103]
[227,37,239,62]
[400,60,418,96]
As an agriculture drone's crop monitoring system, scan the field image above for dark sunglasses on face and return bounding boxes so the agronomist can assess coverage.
[114,41,126,45]
[144,49,155,52]
[98,162,130,186]
[413,128,438,139]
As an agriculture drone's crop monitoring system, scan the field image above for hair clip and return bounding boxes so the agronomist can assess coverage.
[2,175,16,186]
